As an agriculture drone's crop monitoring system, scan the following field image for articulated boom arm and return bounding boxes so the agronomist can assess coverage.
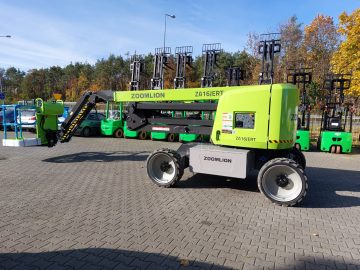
[59,91,112,143]
[114,87,238,134]
[127,102,217,135]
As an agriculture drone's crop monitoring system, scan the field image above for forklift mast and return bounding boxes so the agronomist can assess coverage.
[201,43,221,88]
[130,54,145,91]
[174,46,193,89]
[287,67,312,130]
[321,74,352,132]
[226,67,244,86]
[151,47,171,90]
[258,33,281,85]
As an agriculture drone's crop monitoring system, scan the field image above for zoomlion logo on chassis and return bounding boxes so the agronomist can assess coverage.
[131,92,165,99]
[204,156,232,163]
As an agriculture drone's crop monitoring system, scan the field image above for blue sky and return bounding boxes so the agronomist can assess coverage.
[0,0,358,71]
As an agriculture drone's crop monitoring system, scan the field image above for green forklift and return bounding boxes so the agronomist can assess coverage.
[101,54,148,140]
[150,47,177,141]
[180,44,222,143]
[287,67,312,151]
[318,74,353,153]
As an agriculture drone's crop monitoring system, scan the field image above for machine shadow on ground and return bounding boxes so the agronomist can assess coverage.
[42,151,150,163]
[177,172,259,193]
[178,167,360,209]
[0,248,226,270]
[0,248,356,270]
[301,167,360,209]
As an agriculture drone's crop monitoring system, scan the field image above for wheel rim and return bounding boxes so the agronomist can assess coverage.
[147,153,176,184]
[262,164,303,202]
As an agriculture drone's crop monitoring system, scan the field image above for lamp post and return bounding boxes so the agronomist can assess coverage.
[162,14,175,89]
[0,35,11,103]
[163,14,175,53]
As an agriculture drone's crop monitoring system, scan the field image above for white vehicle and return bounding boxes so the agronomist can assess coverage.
[18,109,36,131]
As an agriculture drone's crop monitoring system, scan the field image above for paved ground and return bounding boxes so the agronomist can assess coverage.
[0,134,360,270]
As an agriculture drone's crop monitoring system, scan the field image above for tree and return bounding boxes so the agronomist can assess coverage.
[303,15,340,85]
[44,66,65,99]
[2,67,25,101]
[20,69,46,99]
[331,8,360,98]
[278,16,304,82]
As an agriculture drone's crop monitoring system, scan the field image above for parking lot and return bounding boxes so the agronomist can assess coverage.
[0,135,360,270]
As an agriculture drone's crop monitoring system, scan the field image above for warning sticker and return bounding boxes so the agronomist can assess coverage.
[222,113,233,133]
[222,113,233,121]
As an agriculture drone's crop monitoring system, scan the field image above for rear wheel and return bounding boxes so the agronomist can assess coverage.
[138,131,148,140]
[114,128,124,138]
[82,127,91,137]
[258,158,308,207]
[330,145,336,153]
[146,149,184,187]
[167,133,177,142]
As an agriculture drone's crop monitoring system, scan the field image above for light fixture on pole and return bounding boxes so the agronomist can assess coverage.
[163,14,175,53]
[0,35,11,102]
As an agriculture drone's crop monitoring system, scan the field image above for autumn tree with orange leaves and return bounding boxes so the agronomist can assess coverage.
[331,8,360,99]
[303,15,340,85]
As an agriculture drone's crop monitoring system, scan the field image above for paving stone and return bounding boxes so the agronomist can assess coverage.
[0,135,359,269]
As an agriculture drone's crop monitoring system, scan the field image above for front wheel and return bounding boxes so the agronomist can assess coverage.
[257,158,308,207]
[167,133,177,142]
[287,147,306,169]
[138,131,148,140]
[82,127,91,137]
[114,128,124,138]
[146,149,183,187]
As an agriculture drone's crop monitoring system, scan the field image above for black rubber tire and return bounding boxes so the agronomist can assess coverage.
[257,158,308,207]
[138,131,148,140]
[167,133,177,142]
[146,148,184,187]
[82,127,91,137]
[287,147,306,169]
[114,128,124,138]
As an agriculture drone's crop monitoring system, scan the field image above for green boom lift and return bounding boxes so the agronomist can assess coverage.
[47,34,308,207]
